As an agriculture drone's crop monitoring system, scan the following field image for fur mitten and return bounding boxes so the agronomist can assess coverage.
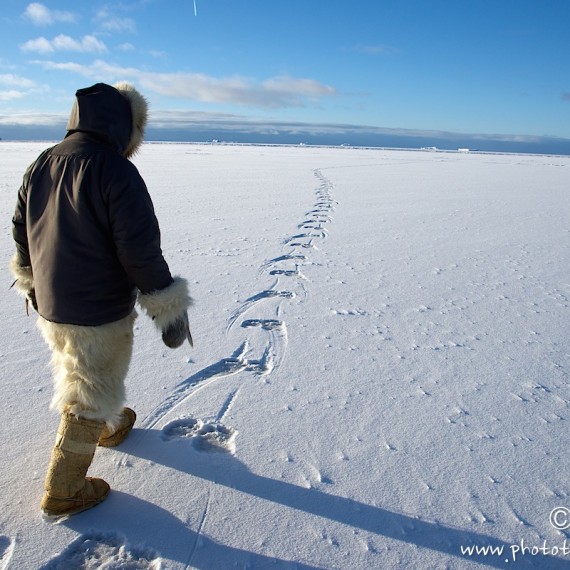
[138,277,193,348]
[9,253,37,313]
[162,311,193,348]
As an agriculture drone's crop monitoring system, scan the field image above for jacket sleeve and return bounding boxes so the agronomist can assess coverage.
[10,171,34,296]
[107,162,192,328]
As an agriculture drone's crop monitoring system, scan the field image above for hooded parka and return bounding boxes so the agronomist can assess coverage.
[12,82,176,326]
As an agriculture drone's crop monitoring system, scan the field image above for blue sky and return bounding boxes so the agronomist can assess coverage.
[1,1,570,149]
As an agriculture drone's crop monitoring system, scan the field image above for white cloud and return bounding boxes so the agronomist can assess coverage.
[34,60,337,109]
[0,74,37,89]
[0,90,27,102]
[146,72,336,108]
[33,60,90,75]
[53,34,107,53]
[23,2,76,26]
[21,35,108,54]
[0,74,41,102]
[0,112,66,126]
[100,17,136,33]
[21,37,54,54]
[23,3,51,25]
[263,76,336,101]
[94,8,136,33]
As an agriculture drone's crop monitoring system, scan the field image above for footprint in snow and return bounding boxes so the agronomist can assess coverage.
[41,532,160,569]
[162,418,237,454]
[0,536,15,570]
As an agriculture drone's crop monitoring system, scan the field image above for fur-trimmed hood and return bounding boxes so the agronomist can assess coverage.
[66,82,147,158]
[113,81,148,158]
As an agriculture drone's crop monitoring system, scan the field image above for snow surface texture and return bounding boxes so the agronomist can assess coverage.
[1,143,569,569]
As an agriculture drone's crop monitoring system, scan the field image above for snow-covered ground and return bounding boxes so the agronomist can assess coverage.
[1,142,569,569]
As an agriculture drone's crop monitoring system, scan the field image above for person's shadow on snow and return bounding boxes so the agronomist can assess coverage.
[44,491,323,569]
[54,428,567,569]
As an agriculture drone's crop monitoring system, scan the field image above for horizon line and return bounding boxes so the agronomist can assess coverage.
[1,112,569,155]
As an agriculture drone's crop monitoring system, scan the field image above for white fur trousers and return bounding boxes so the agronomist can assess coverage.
[37,311,137,429]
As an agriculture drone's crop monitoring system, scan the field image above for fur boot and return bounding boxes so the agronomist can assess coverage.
[98,407,136,447]
[41,412,110,517]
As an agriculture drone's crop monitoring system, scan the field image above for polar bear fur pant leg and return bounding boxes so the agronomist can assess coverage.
[37,311,137,430]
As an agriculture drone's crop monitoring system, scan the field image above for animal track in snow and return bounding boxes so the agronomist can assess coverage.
[143,169,334,441]
[143,342,268,429]
[307,213,331,221]
[269,268,302,277]
[298,222,327,233]
[331,308,368,317]
[220,169,335,412]
[161,417,237,454]
[241,318,284,331]
[227,289,295,333]
[42,532,160,569]
[260,253,307,270]
[283,233,315,244]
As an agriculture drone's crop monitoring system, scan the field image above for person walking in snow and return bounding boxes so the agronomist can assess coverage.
[9,82,193,518]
